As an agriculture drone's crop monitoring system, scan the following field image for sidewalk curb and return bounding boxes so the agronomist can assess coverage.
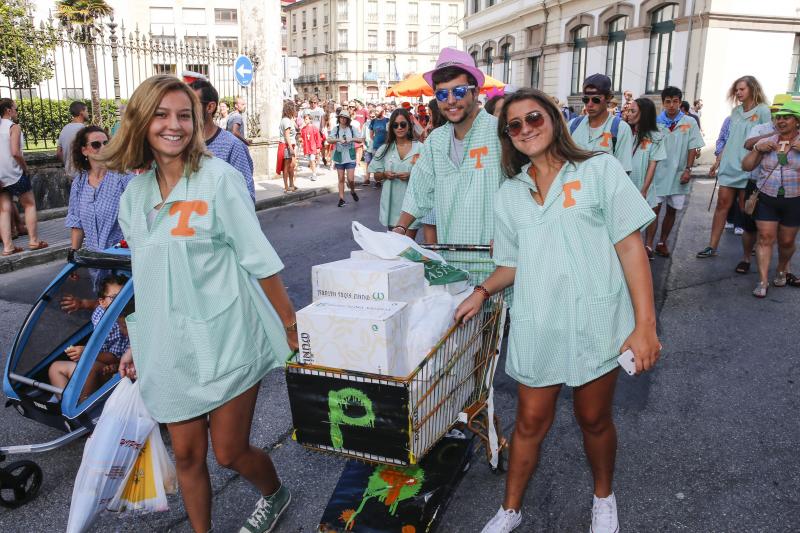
[0,184,340,274]
[254,184,339,212]
[0,243,70,274]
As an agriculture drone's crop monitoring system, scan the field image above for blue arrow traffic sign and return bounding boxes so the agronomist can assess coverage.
[234,55,254,87]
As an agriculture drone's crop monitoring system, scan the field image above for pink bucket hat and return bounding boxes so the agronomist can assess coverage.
[423,47,485,89]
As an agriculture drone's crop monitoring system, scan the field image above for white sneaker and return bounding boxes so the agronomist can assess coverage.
[481,506,522,533]
[734,226,744,235]
[590,493,619,533]
[724,222,734,230]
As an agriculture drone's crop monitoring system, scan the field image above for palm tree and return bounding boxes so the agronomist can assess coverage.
[55,0,113,127]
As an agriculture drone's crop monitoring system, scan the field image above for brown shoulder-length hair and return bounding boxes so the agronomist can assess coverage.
[497,88,595,177]
[96,75,208,174]
[72,125,107,172]
[728,75,767,107]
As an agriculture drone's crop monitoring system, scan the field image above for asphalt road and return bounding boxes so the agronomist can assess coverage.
[0,178,798,532]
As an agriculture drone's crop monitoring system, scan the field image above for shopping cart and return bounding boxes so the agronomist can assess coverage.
[286,245,508,470]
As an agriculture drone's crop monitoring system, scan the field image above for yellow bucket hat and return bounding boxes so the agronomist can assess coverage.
[770,94,793,111]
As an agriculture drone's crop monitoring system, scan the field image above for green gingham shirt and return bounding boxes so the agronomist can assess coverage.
[717,103,772,189]
[402,109,504,283]
[118,157,289,423]
[652,114,705,197]
[630,127,667,207]
[493,154,655,387]
[569,114,634,172]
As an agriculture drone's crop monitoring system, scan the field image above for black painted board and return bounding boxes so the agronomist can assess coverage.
[287,370,412,463]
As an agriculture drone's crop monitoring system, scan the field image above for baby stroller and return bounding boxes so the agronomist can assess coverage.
[0,247,133,508]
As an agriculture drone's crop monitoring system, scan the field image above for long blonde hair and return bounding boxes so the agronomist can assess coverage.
[97,75,209,173]
[728,75,767,107]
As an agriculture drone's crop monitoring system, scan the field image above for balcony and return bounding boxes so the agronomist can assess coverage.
[431,16,440,24]
[387,14,396,22]
[363,72,378,81]
[409,15,418,24]
[334,72,351,81]
[367,13,378,22]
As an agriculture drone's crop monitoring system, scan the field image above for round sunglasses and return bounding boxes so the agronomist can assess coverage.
[87,140,109,149]
[504,111,545,137]
[391,121,409,129]
[581,95,604,104]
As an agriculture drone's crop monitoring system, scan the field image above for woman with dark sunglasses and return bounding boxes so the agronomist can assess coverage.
[456,88,660,533]
[63,125,133,296]
[368,108,422,237]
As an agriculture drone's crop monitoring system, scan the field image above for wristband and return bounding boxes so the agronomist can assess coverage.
[474,285,490,301]
[395,225,407,234]
[284,321,297,332]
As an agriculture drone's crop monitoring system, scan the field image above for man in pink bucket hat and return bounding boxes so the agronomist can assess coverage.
[393,47,504,284]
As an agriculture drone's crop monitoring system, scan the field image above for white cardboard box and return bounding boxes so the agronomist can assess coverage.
[297,298,408,375]
[348,251,470,296]
[312,259,424,303]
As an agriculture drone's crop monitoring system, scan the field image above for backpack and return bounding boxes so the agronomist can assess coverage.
[569,115,621,152]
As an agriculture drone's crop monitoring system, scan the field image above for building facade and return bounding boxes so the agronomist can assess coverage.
[461,0,800,160]
[285,0,465,103]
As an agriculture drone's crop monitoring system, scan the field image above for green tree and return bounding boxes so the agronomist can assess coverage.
[0,0,58,89]
[55,0,113,127]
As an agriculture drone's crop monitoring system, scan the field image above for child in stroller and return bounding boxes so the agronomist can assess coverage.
[48,274,132,402]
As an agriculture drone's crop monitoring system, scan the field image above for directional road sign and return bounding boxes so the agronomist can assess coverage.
[234,55,254,87]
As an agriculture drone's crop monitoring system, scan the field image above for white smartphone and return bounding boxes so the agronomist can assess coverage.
[617,349,637,376]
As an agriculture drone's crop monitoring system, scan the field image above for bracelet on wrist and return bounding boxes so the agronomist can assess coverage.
[473,285,490,300]
[395,225,407,234]
[284,321,297,332]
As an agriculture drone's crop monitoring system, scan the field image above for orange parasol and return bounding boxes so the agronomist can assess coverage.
[386,73,505,97]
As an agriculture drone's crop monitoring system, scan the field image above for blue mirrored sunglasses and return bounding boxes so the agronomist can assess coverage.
[434,85,477,102]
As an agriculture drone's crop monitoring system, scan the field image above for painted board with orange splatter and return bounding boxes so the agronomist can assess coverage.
[318,436,474,532]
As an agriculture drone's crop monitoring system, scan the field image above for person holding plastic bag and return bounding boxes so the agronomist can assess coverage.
[455,89,660,533]
[98,75,299,533]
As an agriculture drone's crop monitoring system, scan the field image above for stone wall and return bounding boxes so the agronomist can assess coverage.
[24,151,72,211]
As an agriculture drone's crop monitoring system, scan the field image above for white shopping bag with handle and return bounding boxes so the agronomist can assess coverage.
[66,378,157,533]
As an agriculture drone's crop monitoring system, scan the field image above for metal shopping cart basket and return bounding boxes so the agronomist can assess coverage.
[285,244,508,470]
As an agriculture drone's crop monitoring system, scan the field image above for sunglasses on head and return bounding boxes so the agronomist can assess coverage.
[504,111,545,137]
[392,121,409,129]
[88,140,109,149]
[434,85,476,102]
[582,95,604,104]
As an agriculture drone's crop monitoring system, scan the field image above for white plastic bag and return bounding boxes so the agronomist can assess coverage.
[66,378,157,533]
[108,426,177,513]
[352,221,447,263]
[404,292,456,373]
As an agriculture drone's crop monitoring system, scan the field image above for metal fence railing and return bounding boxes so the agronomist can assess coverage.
[0,14,260,151]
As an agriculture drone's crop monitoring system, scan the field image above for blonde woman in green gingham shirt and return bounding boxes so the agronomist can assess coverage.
[456,89,661,533]
[101,76,297,533]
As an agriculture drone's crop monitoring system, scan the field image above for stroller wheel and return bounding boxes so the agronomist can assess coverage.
[0,460,43,508]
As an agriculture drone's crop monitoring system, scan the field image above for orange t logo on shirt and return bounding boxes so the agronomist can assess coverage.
[599,132,613,148]
[640,138,652,150]
[169,200,208,237]
[678,124,691,133]
[563,180,582,208]
[750,115,759,122]
[411,154,420,165]
[469,146,489,169]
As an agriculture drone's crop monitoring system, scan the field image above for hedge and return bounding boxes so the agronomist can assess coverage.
[15,98,127,144]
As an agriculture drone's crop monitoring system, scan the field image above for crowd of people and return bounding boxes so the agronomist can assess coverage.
[0,42,797,533]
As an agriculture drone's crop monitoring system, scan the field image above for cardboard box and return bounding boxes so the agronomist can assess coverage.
[297,298,408,375]
[349,250,384,261]
[312,259,424,303]
[348,252,470,296]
